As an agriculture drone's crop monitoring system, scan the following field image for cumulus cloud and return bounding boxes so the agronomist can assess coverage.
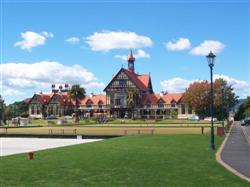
[85,31,153,52]
[214,74,250,97]
[65,37,80,44]
[165,38,191,51]
[14,31,54,51]
[160,78,194,93]
[1,61,105,91]
[160,75,249,98]
[115,49,150,61]
[1,87,24,97]
[190,40,225,56]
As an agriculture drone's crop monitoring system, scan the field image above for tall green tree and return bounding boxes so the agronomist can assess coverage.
[0,96,6,125]
[68,84,86,122]
[213,78,238,120]
[183,81,210,119]
[183,79,238,119]
[4,101,29,119]
[235,97,250,120]
[126,88,139,119]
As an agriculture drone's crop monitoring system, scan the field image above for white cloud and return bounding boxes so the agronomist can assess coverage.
[115,49,150,61]
[1,87,24,97]
[160,75,250,98]
[160,78,194,93]
[65,37,80,44]
[214,74,250,97]
[1,61,105,91]
[85,31,153,52]
[165,38,191,51]
[190,40,225,56]
[14,31,54,51]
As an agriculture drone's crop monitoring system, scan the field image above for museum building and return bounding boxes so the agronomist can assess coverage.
[27,50,193,119]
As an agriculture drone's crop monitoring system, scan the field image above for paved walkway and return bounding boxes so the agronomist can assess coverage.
[221,122,250,178]
[0,137,103,156]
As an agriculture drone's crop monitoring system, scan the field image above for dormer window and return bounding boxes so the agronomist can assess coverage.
[171,101,176,108]
[158,101,164,108]
[158,99,165,108]
[98,101,103,109]
[86,100,93,108]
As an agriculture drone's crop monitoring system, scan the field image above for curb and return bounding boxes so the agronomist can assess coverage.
[216,122,250,183]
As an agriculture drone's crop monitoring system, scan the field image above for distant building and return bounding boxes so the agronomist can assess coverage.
[27,50,193,119]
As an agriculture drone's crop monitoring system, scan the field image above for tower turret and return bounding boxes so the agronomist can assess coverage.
[127,49,135,72]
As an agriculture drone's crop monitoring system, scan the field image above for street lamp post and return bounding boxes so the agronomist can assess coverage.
[206,51,216,150]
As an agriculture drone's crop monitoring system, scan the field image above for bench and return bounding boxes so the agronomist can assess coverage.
[124,128,154,135]
[48,129,77,135]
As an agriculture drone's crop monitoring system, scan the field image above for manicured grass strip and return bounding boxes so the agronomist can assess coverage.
[3,126,211,135]
[0,135,249,187]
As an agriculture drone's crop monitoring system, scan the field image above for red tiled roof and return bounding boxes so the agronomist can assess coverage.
[123,69,149,91]
[80,94,106,105]
[137,74,150,89]
[142,93,183,105]
[24,98,31,104]
[33,94,53,104]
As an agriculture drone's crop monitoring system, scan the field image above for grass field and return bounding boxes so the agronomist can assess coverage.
[1,126,211,135]
[0,134,248,187]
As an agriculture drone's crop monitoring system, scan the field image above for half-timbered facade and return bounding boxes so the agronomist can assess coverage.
[27,50,193,119]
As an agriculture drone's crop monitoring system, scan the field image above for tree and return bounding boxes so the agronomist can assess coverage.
[170,109,178,119]
[213,78,238,120]
[126,88,139,119]
[182,81,210,119]
[6,101,29,118]
[0,96,6,125]
[235,97,250,120]
[183,79,238,119]
[68,84,86,123]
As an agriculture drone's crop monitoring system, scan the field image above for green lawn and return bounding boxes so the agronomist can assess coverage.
[0,135,248,186]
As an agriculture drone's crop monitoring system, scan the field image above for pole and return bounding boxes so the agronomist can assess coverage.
[221,86,224,129]
[210,66,215,150]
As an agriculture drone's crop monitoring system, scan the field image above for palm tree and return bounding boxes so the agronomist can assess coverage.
[68,84,86,123]
[126,88,139,119]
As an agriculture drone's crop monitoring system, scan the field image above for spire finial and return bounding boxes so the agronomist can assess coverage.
[127,49,135,62]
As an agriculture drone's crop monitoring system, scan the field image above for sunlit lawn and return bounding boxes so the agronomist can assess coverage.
[0,135,248,187]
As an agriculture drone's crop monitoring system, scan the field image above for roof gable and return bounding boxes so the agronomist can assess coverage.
[142,93,183,105]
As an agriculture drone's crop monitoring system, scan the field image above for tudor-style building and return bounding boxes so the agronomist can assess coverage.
[103,50,193,119]
[27,50,193,119]
[28,92,75,118]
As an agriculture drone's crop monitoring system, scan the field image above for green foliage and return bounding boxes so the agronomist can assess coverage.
[68,84,86,122]
[0,97,6,125]
[183,79,238,120]
[3,101,29,121]
[235,97,250,120]
[170,109,178,119]
[126,87,139,119]
[0,135,248,186]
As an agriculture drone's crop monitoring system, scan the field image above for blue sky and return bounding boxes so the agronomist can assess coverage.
[1,0,249,104]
